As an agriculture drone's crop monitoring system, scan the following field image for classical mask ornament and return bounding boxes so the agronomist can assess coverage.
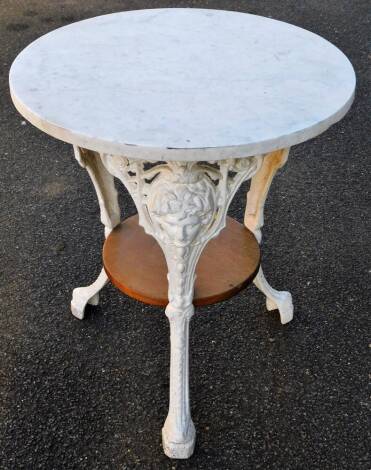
[147,167,216,247]
[100,155,262,249]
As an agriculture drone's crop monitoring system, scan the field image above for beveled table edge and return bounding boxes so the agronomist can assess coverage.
[9,86,355,161]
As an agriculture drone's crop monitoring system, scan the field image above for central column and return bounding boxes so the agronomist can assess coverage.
[100,154,263,458]
[162,301,195,457]
[146,163,215,458]
[160,241,206,457]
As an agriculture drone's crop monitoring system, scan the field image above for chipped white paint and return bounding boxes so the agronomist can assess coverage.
[244,149,294,324]
[9,9,355,161]
[71,147,120,319]
[244,149,289,243]
[101,155,262,458]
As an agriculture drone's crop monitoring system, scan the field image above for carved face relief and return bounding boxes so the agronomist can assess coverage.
[148,179,216,247]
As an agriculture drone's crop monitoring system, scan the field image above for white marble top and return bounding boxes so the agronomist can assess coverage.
[9,8,355,161]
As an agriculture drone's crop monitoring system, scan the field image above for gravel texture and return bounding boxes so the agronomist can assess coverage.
[0,1,369,469]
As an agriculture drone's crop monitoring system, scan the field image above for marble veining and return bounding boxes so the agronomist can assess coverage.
[9,8,355,161]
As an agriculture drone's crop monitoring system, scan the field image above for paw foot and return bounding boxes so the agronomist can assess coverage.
[71,287,98,320]
[266,291,293,324]
[162,421,196,459]
[70,269,108,320]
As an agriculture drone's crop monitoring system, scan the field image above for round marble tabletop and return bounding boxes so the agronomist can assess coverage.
[9,8,355,161]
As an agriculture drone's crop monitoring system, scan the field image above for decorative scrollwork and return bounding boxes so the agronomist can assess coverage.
[101,156,262,249]
[147,164,216,247]
[100,153,263,454]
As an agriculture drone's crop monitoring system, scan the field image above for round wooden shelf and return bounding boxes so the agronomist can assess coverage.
[103,215,260,307]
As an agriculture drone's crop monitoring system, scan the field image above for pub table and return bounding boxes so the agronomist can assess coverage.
[9,9,355,459]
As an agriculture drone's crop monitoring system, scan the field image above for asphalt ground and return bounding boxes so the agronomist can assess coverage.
[0,1,369,469]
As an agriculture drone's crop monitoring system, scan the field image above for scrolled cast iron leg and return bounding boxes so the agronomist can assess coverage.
[244,149,294,324]
[71,146,120,319]
[253,267,293,324]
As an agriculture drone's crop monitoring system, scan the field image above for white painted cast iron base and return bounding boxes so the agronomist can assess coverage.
[244,149,294,324]
[71,148,293,458]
